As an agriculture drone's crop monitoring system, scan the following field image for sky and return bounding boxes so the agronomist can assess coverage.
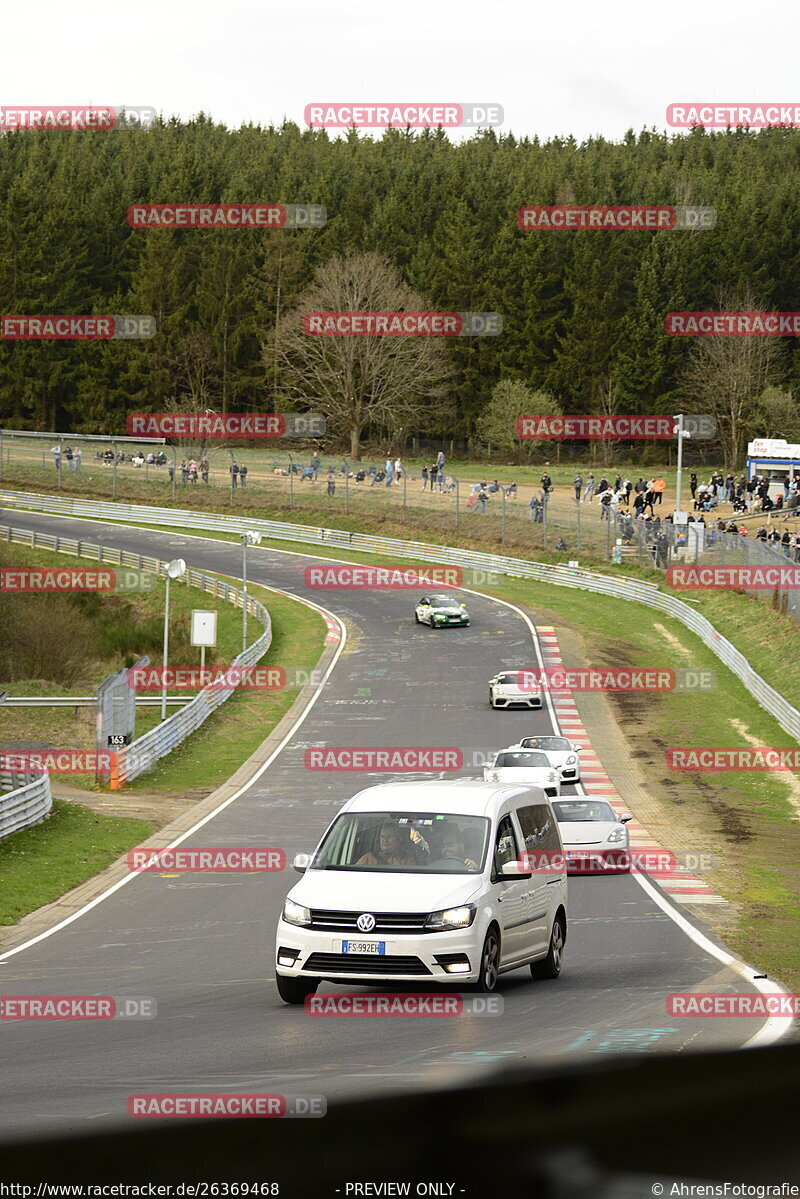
[3,0,800,143]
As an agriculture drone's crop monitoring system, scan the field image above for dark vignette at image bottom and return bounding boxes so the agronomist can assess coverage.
[0,1045,798,1194]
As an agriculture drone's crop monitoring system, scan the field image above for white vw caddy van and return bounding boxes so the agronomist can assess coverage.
[275,779,568,1004]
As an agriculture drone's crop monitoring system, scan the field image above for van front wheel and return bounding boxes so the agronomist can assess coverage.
[470,928,500,993]
[276,974,319,1005]
[531,917,564,980]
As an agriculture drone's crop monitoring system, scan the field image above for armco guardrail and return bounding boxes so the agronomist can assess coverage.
[0,770,52,842]
[1,488,798,744]
[0,519,272,784]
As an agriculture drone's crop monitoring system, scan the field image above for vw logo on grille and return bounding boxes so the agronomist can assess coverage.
[357,913,376,932]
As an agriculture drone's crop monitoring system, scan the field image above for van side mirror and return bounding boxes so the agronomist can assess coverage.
[292,853,312,872]
[500,861,531,879]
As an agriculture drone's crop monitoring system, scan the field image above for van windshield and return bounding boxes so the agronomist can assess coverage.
[311,812,490,873]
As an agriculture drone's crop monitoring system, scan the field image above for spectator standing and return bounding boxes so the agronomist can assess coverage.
[181,460,190,485]
[311,451,320,481]
[573,473,583,501]
[201,458,209,484]
[437,450,445,478]
[540,471,552,494]
[394,457,403,483]
[653,476,666,505]
[65,446,74,470]
[239,463,248,487]
[421,466,429,491]
[229,460,238,488]
[583,473,595,502]
[689,473,698,499]
[74,448,81,472]
[385,458,394,487]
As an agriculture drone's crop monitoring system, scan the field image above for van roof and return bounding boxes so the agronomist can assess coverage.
[342,778,550,817]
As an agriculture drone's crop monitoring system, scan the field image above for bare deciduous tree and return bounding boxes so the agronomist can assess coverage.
[681,288,786,468]
[266,252,453,459]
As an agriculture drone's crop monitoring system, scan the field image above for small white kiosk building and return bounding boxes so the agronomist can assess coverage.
[746,438,800,500]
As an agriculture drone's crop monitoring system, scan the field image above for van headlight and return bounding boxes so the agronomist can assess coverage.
[283,898,312,927]
[425,904,476,931]
[606,827,627,844]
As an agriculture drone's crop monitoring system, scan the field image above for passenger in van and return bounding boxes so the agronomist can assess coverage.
[356,821,419,867]
[440,823,479,870]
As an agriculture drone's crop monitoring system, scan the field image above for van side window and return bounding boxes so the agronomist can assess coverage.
[492,815,520,881]
[517,804,561,853]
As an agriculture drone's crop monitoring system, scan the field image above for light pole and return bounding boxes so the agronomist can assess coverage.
[171,448,177,501]
[112,441,117,499]
[161,558,186,720]
[673,413,692,522]
[454,477,460,529]
[241,532,262,652]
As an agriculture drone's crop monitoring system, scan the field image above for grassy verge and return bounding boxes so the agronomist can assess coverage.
[0,800,153,925]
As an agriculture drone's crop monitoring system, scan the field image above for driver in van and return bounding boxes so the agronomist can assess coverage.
[357,821,419,867]
[440,823,479,870]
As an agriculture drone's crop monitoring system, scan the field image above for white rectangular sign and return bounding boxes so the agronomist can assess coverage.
[190,609,218,647]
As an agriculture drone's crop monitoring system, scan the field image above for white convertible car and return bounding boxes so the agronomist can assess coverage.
[483,749,561,797]
[515,735,582,783]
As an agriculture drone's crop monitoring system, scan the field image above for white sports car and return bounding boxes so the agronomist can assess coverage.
[488,670,543,709]
[515,735,582,783]
[483,749,561,797]
[552,798,632,873]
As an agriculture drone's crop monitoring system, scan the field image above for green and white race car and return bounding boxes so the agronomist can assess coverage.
[414,593,470,628]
